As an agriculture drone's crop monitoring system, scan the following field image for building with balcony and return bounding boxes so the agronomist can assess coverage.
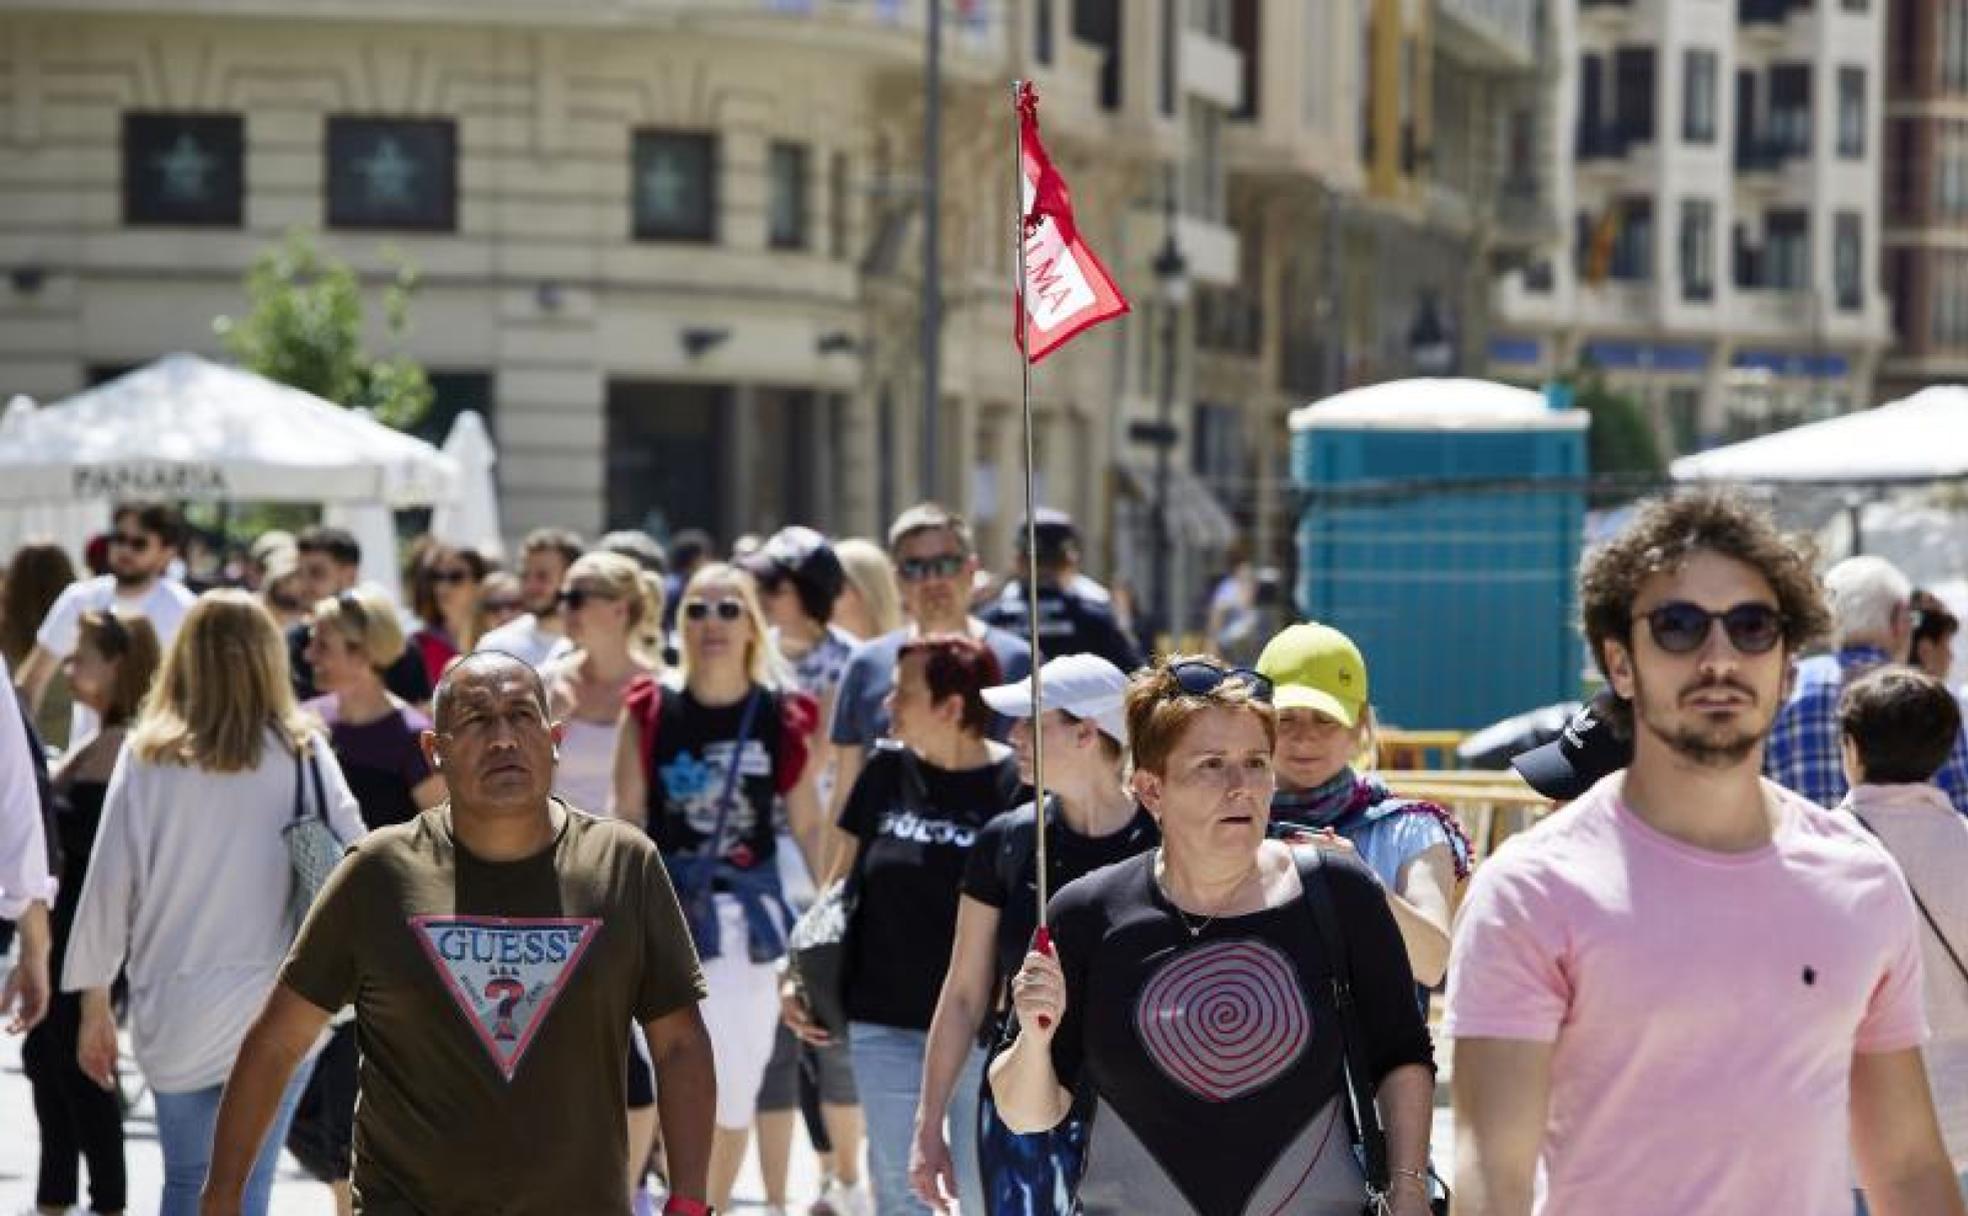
[0,0,1269,620]
[1878,0,1968,400]
[1489,0,1890,452]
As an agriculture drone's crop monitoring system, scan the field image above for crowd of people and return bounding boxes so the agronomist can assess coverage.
[0,488,1964,1216]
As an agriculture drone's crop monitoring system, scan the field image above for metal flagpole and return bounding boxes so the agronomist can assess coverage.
[1012,80,1051,945]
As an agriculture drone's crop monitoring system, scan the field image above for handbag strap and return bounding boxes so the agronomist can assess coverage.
[1853,812,1968,988]
[699,688,765,862]
[291,743,306,824]
[1293,846,1391,1198]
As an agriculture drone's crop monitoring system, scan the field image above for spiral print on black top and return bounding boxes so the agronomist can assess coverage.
[1133,939,1312,1102]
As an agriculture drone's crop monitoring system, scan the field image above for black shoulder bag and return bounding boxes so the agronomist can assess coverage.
[1295,847,1450,1216]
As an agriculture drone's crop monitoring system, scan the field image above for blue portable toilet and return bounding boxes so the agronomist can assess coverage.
[1289,379,1589,732]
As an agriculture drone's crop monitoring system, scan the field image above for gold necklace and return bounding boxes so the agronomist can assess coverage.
[1158,850,1259,938]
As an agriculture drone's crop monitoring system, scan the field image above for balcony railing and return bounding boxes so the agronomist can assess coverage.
[1738,0,1808,27]
[1577,126,1634,162]
[1734,138,1787,174]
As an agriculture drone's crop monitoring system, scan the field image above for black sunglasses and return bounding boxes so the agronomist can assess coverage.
[482,597,523,614]
[109,531,153,550]
[429,568,473,585]
[684,599,745,622]
[1166,659,1274,703]
[897,554,967,583]
[1641,601,1787,655]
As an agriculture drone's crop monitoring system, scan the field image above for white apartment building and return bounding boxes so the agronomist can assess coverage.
[0,0,1259,614]
[1489,0,1891,453]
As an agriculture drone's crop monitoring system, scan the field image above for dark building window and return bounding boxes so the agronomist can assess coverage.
[123,112,245,227]
[326,117,457,231]
[768,142,809,250]
[1767,210,1810,290]
[413,371,496,448]
[1615,47,1657,143]
[1075,0,1122,110]
[607,380,726,539]
[1769,64,1813,157]
[632,131,717,242]
[1611,197,1654,281]
[1838,67,1866,158]
[1232,0,1259,120]
[1835,212,1863,311]
[1680,199,1715,301]
[1683,50,1717,144]
[1035,0,1054,64]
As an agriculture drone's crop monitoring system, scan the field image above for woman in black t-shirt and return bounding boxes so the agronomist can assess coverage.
[992,657,1437,1216]
[910,654,1157,1216]
[23,609,159,1216]
[615,562,824,1216]
[783,633,1020,1216]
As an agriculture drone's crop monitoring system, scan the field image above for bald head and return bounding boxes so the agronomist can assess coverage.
[432,650,549,733]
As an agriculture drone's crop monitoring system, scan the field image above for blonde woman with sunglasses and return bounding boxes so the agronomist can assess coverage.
[63,591,365,1216]
[614,563,823,1215]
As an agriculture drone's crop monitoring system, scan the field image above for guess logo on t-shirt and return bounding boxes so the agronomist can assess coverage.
[410,916,601,1081]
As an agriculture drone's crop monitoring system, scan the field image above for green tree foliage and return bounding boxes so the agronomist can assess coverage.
[213,229,432,430]
[1568,368,1664,480]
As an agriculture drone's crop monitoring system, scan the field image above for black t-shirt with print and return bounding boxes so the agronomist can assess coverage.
[645,687,785,870]
[1045,850,1433,1216]
[840,743,1022,1030]
[962,797,1159,1022]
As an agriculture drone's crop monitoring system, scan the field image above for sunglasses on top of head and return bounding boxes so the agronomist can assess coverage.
[683,599,745,622]
[896,554,967,583]
[1639,601,1787,655]
[1166,659,1274,703]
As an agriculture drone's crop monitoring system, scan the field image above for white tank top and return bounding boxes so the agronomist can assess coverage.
[553,716,620,816]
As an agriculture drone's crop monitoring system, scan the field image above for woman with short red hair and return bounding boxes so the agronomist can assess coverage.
[784,633,1021,1216]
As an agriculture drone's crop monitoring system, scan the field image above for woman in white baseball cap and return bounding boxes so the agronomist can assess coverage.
[909,653,1159,1216]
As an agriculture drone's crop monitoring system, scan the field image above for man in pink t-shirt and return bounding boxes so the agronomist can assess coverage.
[1446,491,1964,1216]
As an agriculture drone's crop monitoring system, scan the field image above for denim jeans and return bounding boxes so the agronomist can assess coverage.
[848,1021,986,1216]
[152,1056,315,1216]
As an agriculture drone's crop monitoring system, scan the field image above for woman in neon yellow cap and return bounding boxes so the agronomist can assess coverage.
[1255,622,1472,993]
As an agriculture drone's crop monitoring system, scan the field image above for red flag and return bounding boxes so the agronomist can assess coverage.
[1016,83,1130,363]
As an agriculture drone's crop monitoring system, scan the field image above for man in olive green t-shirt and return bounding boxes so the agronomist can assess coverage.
[200,653,718,1215]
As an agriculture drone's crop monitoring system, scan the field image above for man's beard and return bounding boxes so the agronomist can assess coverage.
[1631,666,1771,769]
[111,566,153,590]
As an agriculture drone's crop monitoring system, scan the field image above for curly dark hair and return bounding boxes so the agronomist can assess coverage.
[1579,490,1830,680]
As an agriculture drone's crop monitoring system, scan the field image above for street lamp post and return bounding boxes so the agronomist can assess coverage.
[1149,181,1189,649]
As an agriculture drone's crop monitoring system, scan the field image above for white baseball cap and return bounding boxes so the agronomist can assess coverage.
[981,653,1130,747]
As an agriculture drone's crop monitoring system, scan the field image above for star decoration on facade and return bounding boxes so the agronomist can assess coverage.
[640,152,691,222]
[152,133,216,202]
[356,136,420,208]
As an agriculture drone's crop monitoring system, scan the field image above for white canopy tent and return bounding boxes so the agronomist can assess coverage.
[429,409,504,564]
[1670,386,1968,483]
[0,354,461,597]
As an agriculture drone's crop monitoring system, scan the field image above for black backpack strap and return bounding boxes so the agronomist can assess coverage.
[1293,846,1391,1200]
[996,801,1041,897]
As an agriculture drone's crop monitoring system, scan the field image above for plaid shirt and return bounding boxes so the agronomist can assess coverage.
[1764,645,1968,814]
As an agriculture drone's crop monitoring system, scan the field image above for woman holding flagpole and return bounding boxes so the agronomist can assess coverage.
[989,657,1438,1216]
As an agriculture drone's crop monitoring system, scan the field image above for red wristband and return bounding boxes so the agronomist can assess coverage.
[663,1198,714,1216]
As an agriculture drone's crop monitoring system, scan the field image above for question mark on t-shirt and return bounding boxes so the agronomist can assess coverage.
[485,978,526,1041]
